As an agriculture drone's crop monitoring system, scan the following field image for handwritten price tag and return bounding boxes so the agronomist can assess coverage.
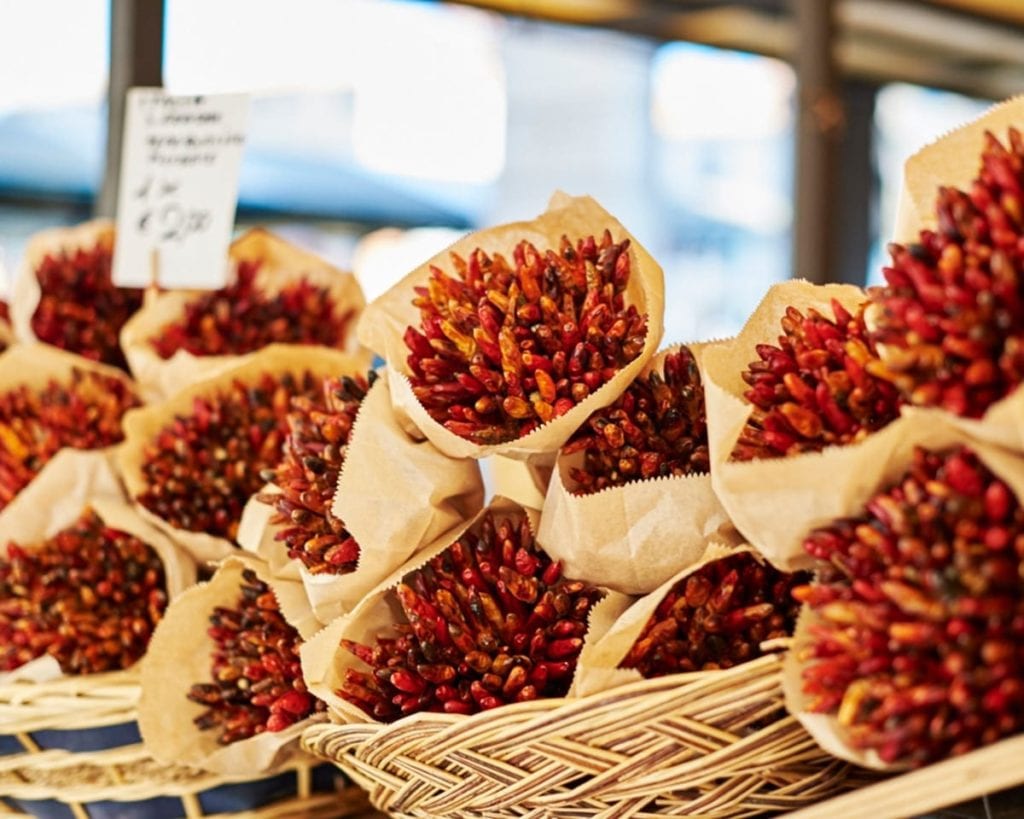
[113,89,249,289]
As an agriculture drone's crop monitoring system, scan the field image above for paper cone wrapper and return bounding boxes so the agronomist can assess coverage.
[139,555,325,775]
[573,542,764,698]
[884,95,1024,452]
[118,344,366,564]
[702,279,917,571]
[120,228,368,402]
[357,193,665,462]
[301,496,632,725]
[0,343,139,508]
[10,219,117,349]
[237,483,302,581]
[538,343,739,594]
[489,454,552,511]
[782,426,1024,770]
[0,447,196,685]
[0,341,136,394]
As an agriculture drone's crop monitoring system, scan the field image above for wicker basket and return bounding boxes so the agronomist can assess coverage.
[301,652,854,817]
[0,669,370,819]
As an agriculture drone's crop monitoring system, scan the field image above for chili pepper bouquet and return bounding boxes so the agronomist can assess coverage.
[139,556,326,775]
[537,343,739,594]
[701,279,909,570]
[10,219,143,371]
[574,542,806,697]
[864,96,1024,455]
[355,193,666,463]
[301,498,632,724]
[0,345,139,514]
[783,419,1024,772]
[0,449,195,755]
[118,344,364,563]
[120,228,367,401]
[238,372,484,624]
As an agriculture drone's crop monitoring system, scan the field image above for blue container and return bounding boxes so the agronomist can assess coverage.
[6,764,344,819]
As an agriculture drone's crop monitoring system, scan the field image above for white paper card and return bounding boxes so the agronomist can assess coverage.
[113,88,249,289]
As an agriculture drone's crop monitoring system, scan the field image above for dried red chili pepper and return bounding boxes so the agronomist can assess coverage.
[136,371,321,540]
[0,508,167,674]
[188,568,325,744]
[563,347,708,493]
[0,370,138,511]
[868,128,1024,418]
[404,231,648,445]
[31,239,143,370]
[620,552,804,677]
[339,511,604,721]
[257,372,375,574]
[798,446,1024,766]
[731,300,901,461]
[151,261,355,359]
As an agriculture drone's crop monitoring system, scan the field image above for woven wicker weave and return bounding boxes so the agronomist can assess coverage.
[302,652,853,817]
[0,669,369,819]
[0,668,140,742]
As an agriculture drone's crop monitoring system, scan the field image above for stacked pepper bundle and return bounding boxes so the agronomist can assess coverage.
[151,261,355,359]
[0,508,167,674]
[562,347,708,493]
[868,129,1024,418]
[0,370,139,510]
[136,371,321,540]
[731,301,902,461]
[188,568,325,745]
[404,231,648,444]
[621,553,805,677]
[31,240,144,370]
[797,446,1024,766]
[257,372,376,574]
[339,512,604,720]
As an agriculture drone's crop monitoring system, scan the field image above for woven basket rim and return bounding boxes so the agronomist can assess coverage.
[307,651,784,739]
[301,651,853,817]
[0,666,139,735]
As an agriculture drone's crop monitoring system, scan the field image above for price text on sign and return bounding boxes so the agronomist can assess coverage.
[113,89,249,289]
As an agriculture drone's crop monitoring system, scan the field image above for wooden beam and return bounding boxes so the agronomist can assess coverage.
[790,0,841,283]
[96,0,165,218]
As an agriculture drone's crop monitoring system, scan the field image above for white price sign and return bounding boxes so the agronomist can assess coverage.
[113,89,249,289]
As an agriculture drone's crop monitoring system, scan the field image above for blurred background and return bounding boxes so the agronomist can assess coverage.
[0,0,1020,344]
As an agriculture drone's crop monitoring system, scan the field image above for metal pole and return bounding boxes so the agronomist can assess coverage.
[790,0,842,284]
[96,0,165,218]
[835,79,877,286]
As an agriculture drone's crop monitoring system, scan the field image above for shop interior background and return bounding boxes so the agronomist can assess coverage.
[0,0,995,344]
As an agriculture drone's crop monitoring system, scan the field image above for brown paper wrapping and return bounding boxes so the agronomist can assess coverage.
[10,219,116,349]
[0,341,136,396]
[238,374,485,623]
[572,542,759,699]
[120,228,368,402]
[118,344,366,564]
[0,447,196,685]
[782,423,1023,771]
[139,555,324,775]
[301,496,632,725]
[880,96,1024,454]
[236,483,301,580]
[537,344,739,594]
[356,193,665,462]
[702,279,917,571]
